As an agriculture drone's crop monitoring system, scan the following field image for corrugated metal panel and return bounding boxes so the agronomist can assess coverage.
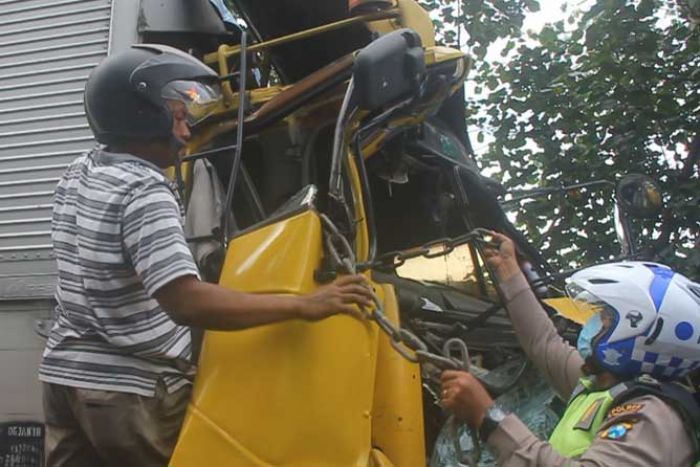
[0,0,111,298]
[0,300,52,422]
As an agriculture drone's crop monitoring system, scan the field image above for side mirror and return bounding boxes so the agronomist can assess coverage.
[615,174,663,219]
[613,174,663,256]
[353,28,425,110]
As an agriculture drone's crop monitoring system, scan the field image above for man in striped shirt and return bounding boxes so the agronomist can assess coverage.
[39,44,372,467]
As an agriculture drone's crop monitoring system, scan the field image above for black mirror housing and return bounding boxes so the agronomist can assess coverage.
[616,173,663,219]
[353,29,425,110]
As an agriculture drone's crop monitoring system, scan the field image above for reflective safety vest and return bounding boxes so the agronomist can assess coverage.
[548,375,700,463]
[548,377,620,457]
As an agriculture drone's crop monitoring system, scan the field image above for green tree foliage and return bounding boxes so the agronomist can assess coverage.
[425,0,700,279]
[418,0,541,58]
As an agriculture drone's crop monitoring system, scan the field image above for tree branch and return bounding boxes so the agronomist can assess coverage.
[647,207,675,260]
[681,132,700,181]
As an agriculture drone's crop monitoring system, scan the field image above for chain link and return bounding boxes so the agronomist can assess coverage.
[369,228,498,270]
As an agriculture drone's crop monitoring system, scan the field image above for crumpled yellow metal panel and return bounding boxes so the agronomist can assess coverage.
[170,209,381,466]
[371,282,425,467]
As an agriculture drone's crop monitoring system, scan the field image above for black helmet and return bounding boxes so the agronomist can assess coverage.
[84,44,220,146]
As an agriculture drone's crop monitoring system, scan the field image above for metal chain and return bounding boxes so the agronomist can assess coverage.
[320,214,465,368]
[368,228,498,270]
[319,214,486,465]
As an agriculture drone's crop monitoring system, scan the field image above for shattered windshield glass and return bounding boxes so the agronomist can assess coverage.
[431,365,562,466]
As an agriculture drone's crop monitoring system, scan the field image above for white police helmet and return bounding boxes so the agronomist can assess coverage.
[567,262,700,380]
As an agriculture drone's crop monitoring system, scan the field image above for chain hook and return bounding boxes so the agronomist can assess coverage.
[442,338,481,466]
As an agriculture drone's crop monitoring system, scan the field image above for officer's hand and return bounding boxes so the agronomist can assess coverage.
[482,231,519,281]
[300,275,373,321]
[441,370,494,429]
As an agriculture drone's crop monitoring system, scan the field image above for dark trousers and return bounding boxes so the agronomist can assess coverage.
[43,382,190,467]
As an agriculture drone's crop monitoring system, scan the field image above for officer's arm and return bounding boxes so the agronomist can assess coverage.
[486,232,583,400]
[499,271,584,401]
[486,395,694,466]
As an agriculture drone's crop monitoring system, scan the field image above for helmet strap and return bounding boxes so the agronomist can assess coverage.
[582,355,606,376]
[170,136,186,202]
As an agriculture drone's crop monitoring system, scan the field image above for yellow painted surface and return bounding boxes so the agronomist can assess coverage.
[203,10,399,65]
[367,0,436,48]
[545,297,595,325]
[397,0,436,47]
[170,210,381,466]
[369,448,396,467]
[164,162,190,189]
[371,282,425,467]
[425,46,468,65]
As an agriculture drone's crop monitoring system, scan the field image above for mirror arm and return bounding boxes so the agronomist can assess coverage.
[352,130,379,263]
[614,205,636,257]
[502,179,615,205]
[328,79,356,201]
[222,31,249,247]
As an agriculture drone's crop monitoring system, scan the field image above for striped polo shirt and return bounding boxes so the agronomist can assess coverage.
[39,148,200,397]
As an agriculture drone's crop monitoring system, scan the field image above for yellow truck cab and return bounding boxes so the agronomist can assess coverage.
[160,1,569,465]
[1,1,643,465]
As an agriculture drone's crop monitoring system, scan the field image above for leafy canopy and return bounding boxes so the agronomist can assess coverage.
[421,0,699,279]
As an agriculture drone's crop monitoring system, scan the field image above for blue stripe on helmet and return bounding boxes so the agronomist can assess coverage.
[647,265,674,312]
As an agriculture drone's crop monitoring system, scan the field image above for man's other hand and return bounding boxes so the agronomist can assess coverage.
[299,274,373,321]
[441,370,494,429]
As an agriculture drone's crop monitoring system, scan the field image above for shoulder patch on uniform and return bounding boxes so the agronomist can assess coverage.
[574,399,604,431]
[608,403,644,418]
[600,422,634,441]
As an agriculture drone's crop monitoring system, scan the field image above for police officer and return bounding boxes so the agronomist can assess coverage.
[441,231,700,465]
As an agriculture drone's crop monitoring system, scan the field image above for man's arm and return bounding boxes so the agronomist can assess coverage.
[154,274,372,330]
[123,181,372,331]
[485,232,584,400]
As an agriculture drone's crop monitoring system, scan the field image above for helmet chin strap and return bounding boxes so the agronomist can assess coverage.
[582,355,607,376]
[170,136,186,202]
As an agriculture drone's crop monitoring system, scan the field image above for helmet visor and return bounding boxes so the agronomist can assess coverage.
[565,283,609,320]
[161,80,221,126]
[566,282,617,358]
